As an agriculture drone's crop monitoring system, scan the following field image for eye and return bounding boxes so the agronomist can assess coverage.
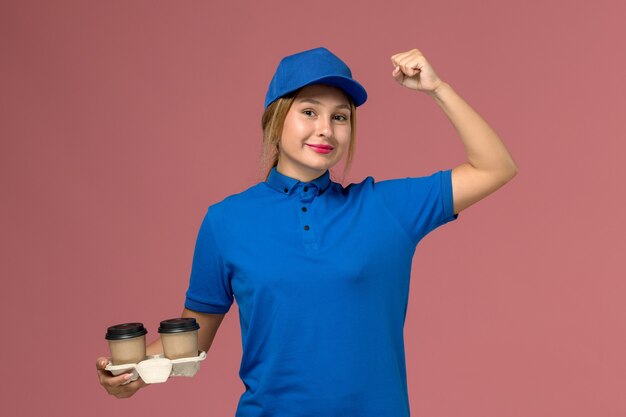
[302,110,316,117]
[334,114,349,121]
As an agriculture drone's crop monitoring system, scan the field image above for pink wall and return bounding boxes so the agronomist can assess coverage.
[2,0,625,415]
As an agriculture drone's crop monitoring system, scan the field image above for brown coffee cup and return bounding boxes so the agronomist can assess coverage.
[158,318,200,359]
[105,323,148,365]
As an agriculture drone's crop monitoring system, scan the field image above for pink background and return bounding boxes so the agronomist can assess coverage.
[2,0,625,416]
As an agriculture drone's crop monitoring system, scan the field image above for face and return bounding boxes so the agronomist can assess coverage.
[277,84,352,182]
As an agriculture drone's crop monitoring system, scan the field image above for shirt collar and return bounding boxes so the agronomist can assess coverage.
[265,166,332,196]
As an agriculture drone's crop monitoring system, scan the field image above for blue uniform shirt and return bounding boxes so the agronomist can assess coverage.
[185,166,458,417]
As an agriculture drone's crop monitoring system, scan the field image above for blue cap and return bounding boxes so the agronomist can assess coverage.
[264,47,367,109]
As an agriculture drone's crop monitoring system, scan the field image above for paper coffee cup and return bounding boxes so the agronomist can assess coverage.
[105,323,148,365]
[158,318,200,359]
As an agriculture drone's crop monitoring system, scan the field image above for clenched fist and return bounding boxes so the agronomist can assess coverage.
[390,48,444,94]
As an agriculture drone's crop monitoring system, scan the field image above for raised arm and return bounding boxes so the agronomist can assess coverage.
[391,48,518,214]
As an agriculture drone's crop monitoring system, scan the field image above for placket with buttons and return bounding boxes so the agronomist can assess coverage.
[298,183,321,254]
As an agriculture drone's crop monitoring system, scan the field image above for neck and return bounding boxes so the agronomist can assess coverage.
[276,163,326,182]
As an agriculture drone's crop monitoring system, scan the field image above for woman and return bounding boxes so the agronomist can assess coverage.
[97,46,517,415]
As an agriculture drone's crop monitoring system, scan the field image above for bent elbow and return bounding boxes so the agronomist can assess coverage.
[510,161,519,179]
[494,162,518,188]
[508,164,518,181]
[503,159,518,183]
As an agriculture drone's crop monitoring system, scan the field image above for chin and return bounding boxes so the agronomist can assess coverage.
[306,161,334,171]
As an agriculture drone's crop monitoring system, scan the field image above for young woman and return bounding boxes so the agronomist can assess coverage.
[96,46,517,415]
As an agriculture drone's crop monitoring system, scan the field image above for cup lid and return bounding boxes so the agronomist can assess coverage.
[105,322,148,340]
[158,318,200,334]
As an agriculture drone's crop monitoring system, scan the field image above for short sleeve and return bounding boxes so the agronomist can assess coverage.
[373,169,458,245]
[184,208,234,314]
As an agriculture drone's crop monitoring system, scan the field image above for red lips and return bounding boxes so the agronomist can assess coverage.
[306,144,333,154]
[306,144,334,150]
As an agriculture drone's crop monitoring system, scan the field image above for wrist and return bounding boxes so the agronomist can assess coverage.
[427,81,451,102]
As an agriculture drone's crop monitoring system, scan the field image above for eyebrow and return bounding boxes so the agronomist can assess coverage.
[296,98,351,111]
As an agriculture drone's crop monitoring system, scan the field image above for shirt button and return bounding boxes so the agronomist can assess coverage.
[303,225,310,231]
[301,207,307,212]
[303,186,309,192]
[283,187,288,193]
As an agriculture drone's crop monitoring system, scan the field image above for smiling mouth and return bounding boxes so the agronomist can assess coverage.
[306,144,334,150]
[306,144,333,154]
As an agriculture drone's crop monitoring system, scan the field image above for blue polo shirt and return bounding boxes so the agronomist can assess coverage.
[185,166,458,417]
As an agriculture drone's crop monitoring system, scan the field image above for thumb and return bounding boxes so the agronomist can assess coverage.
[96,357,110,370]
[392,66,404,83]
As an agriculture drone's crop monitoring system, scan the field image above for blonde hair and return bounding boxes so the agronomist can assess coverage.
[259,87,357,183]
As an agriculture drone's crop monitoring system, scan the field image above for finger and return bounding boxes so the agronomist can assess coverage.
[391,56,412,77]
[401,54,423,74]
[398,64,419,77]
[392,66,404,82]
[113,377,145,398]
[96,366,119,385]
[390,51,410,67]
[96,357,110,370]
[104,372,134,388]
[124,377,146,390]
[400,56,425,77]
[391,48,421,66]
[394,63,418,78]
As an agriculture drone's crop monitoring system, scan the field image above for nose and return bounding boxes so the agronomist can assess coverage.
[316,117,333,137]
